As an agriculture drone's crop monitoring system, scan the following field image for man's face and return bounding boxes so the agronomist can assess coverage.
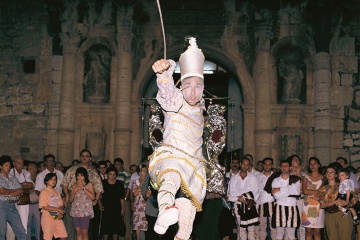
[231,160,240,170]
[130,165,137,175]
[280,162,291,174]
[337,159,346,168]
[291,157,300,168]
[98,164,107,175]
[14,157,24,171]
[27,163,38,175]
[240,159,250,173]
[55,162,63,172]
[114,161,123,172]
[256,162,263,171]
[181,77,204,106]
[80,151,92,166]
[263,160,273,173]
[45,157,55,169]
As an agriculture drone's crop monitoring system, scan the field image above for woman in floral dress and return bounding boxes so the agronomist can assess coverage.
[301,157,325,240]
[132,164,148,240]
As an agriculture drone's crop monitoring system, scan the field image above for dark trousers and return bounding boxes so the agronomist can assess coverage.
[194,198,223,240]
[90,203,101,240]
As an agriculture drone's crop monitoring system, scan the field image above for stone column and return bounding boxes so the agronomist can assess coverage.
[57,33,79,166]
[254,32,273,161]
[242,104,256,156]
[114,10,133,165]
[314,52,332,163]
[130,103,141,164]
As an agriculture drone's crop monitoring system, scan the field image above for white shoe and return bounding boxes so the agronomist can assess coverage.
[154,206,179,234]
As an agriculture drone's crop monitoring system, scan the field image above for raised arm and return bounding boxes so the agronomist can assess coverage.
[153,59,183,112]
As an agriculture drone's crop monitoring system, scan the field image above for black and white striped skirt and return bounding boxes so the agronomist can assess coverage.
[233,203,260,227]
[271,204,300,228]
[258,201,275,218]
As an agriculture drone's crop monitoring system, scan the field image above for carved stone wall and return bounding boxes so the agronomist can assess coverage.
[0,0,360,169]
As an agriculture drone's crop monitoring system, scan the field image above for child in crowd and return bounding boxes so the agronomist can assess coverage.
[39,173,67,240]
[69,167,95,239]
[337,168,359,224]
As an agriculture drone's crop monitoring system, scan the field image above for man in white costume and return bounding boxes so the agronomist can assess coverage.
[228,157,259,240]
[149,37,207,240]
[267,159,301,240]
[256,157,276,240]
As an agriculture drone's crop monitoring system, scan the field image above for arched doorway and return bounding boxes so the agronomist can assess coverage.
[140,60,244,169]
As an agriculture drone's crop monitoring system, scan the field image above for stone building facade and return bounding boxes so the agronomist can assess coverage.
[0,0,359,168]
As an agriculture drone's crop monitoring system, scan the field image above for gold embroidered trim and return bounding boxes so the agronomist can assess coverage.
[158,168,203,212]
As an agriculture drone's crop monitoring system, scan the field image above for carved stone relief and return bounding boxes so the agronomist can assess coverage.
[281,134,303,161]
[276,44,306,104]
[83,44,111,103]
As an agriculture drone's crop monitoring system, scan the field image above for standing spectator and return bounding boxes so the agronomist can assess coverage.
[114,158,131,199]
[72,160,80,166]
[129,163,140,240]
[0,155,27,240]
[39,173,67,240]
[256,157,276,240]
[91,160,107,240]
[97,161,107,181]
[55,162,65,173]
[132,164,148,240]
[99,166,125,240]
[7,157,34,240]
[256,160,264,172]
[219,159,239,240]
[114,157,131,239]
[35,154,64,196]
[61,150,104,240]
[105,160,111,168]
[244,154,261,176]
[302,157,324,240]
[318,164,356,240]
[69,167,95,240]
[336,157,360,194]
[266,158,301,240]
[129,164,138,175]
[289,154,306,240]
[37,161,46,173]
[228,157,259,239]
[27,162,40,240]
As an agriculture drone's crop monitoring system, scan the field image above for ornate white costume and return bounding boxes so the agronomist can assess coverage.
[149,60,207,211]
[149,37,207,239]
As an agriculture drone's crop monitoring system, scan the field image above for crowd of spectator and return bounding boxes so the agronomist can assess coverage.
[1,151,360,240]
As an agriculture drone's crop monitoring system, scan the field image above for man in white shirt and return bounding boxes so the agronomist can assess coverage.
[288,155,305,240]
[228,157,259,240]
[218,159,239,239]
[7,157,34,240]
[35,154,64,194]
[244,153,261,176]
[256,157,276,240]
[270,159,301,240]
